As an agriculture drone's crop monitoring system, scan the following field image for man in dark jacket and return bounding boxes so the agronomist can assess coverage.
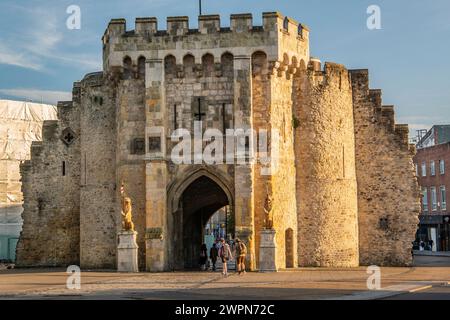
[210,241,219,271]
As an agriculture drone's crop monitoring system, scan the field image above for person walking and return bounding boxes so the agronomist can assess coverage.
[428,239,434,251]
[219,238,233,277]
[235,238,247,275]
[210,241,219,271]
[199,243,208,271]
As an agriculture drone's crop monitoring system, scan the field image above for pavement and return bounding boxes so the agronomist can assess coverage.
[0,255,448,300]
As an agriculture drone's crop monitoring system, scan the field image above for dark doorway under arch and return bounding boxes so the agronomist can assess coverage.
[172,175,232,269]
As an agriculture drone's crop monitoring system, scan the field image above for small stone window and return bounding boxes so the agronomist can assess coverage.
[379,217,389,230]
[123,56,133,80]
[283,17,289,31]
[131,138,145,155]
[148,136,162,152]
[37,198,44,212]
[298,24,303,37]
[138,56,146,80]
[93,96,103,105]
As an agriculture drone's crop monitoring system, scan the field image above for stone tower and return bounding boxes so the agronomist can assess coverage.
[16,12,420,271]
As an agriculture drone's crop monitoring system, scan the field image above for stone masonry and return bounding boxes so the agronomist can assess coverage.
[16,12,420,270]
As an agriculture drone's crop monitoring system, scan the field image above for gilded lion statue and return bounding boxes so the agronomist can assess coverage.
[121,197,135,232]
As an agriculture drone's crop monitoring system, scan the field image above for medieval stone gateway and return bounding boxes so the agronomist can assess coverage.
[15,12,420,271]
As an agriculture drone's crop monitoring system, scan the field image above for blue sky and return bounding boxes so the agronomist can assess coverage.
[0,0,449,133]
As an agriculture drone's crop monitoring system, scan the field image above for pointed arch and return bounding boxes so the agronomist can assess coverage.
[221,52,234,77]
[164,54,177,78]
[123,56,133,80]
[251,51,268,77]
[201,53,215,77]
[183,53,195,76]
[137,56,146,79]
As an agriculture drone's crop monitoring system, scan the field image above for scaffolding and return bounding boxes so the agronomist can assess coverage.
[0,100,57,260]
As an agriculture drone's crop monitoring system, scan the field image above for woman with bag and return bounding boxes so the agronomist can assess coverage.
[219,238,233,277]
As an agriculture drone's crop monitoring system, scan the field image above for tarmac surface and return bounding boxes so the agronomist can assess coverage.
[0,255,448,300]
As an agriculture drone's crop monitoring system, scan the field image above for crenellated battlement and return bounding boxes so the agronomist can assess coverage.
[301,61,352,91]
[102,12,310,71]
[103,12,308,39]
[349,69,412,151]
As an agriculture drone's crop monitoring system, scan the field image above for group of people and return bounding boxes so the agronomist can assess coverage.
[199,238,247,277]
[419,239,434,251]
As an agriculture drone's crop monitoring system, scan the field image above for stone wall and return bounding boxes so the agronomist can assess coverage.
[79,73,118,269]
[294,63,359,267]
[268,68,298,269]
[251,52,271,268]
[350,70,421,266]
[16,99,81,267]
[116,76,147,270]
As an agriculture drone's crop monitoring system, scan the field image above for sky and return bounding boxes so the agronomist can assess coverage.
[0,0,449,135]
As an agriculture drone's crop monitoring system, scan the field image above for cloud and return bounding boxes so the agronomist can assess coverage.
[0,4,101,72]
[0,44,43,71]
[0,88,72,105]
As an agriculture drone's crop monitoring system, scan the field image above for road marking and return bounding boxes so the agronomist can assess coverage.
[329,283,436,300]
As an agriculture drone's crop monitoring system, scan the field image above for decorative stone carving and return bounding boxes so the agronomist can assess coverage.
[263,188,274,230]
[168,161,177,174]
[146,227,163,240]
[61,127,77,146]
[121,196,135,231]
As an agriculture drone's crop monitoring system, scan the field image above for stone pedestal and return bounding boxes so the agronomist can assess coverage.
[259,229,278,272]
[117,231,139,273]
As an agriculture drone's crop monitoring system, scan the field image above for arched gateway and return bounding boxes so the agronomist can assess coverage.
[167,168,234,270]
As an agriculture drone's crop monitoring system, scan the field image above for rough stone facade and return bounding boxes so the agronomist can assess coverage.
[350,70,421,266]
[295,63,359,267]
[16,12,420,270]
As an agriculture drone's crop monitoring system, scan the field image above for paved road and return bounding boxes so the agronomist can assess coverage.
[1,266,449,300]
[384,285,450,300]
[413,255,450,267]
[1,255,448,300]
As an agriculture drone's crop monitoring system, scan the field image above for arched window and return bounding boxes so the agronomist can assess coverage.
[202,53,214,77]
[221,52,234,77]
[137,56,146,79]
[183,54,195,76]
[282,53,290,66]
[298,24,303,37]
[164,55,177,78]
[123,56,133,80]
[283,17,289,31]
[251,51,268,77]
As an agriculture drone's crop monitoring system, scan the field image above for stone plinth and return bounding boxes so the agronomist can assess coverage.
[117,231,139,273]
[259,229,278,272]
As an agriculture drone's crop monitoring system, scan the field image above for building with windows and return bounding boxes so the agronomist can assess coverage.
[416,125,450,149]
[414,128,450,251]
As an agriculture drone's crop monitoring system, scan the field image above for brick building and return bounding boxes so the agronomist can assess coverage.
[414,125,450,251]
